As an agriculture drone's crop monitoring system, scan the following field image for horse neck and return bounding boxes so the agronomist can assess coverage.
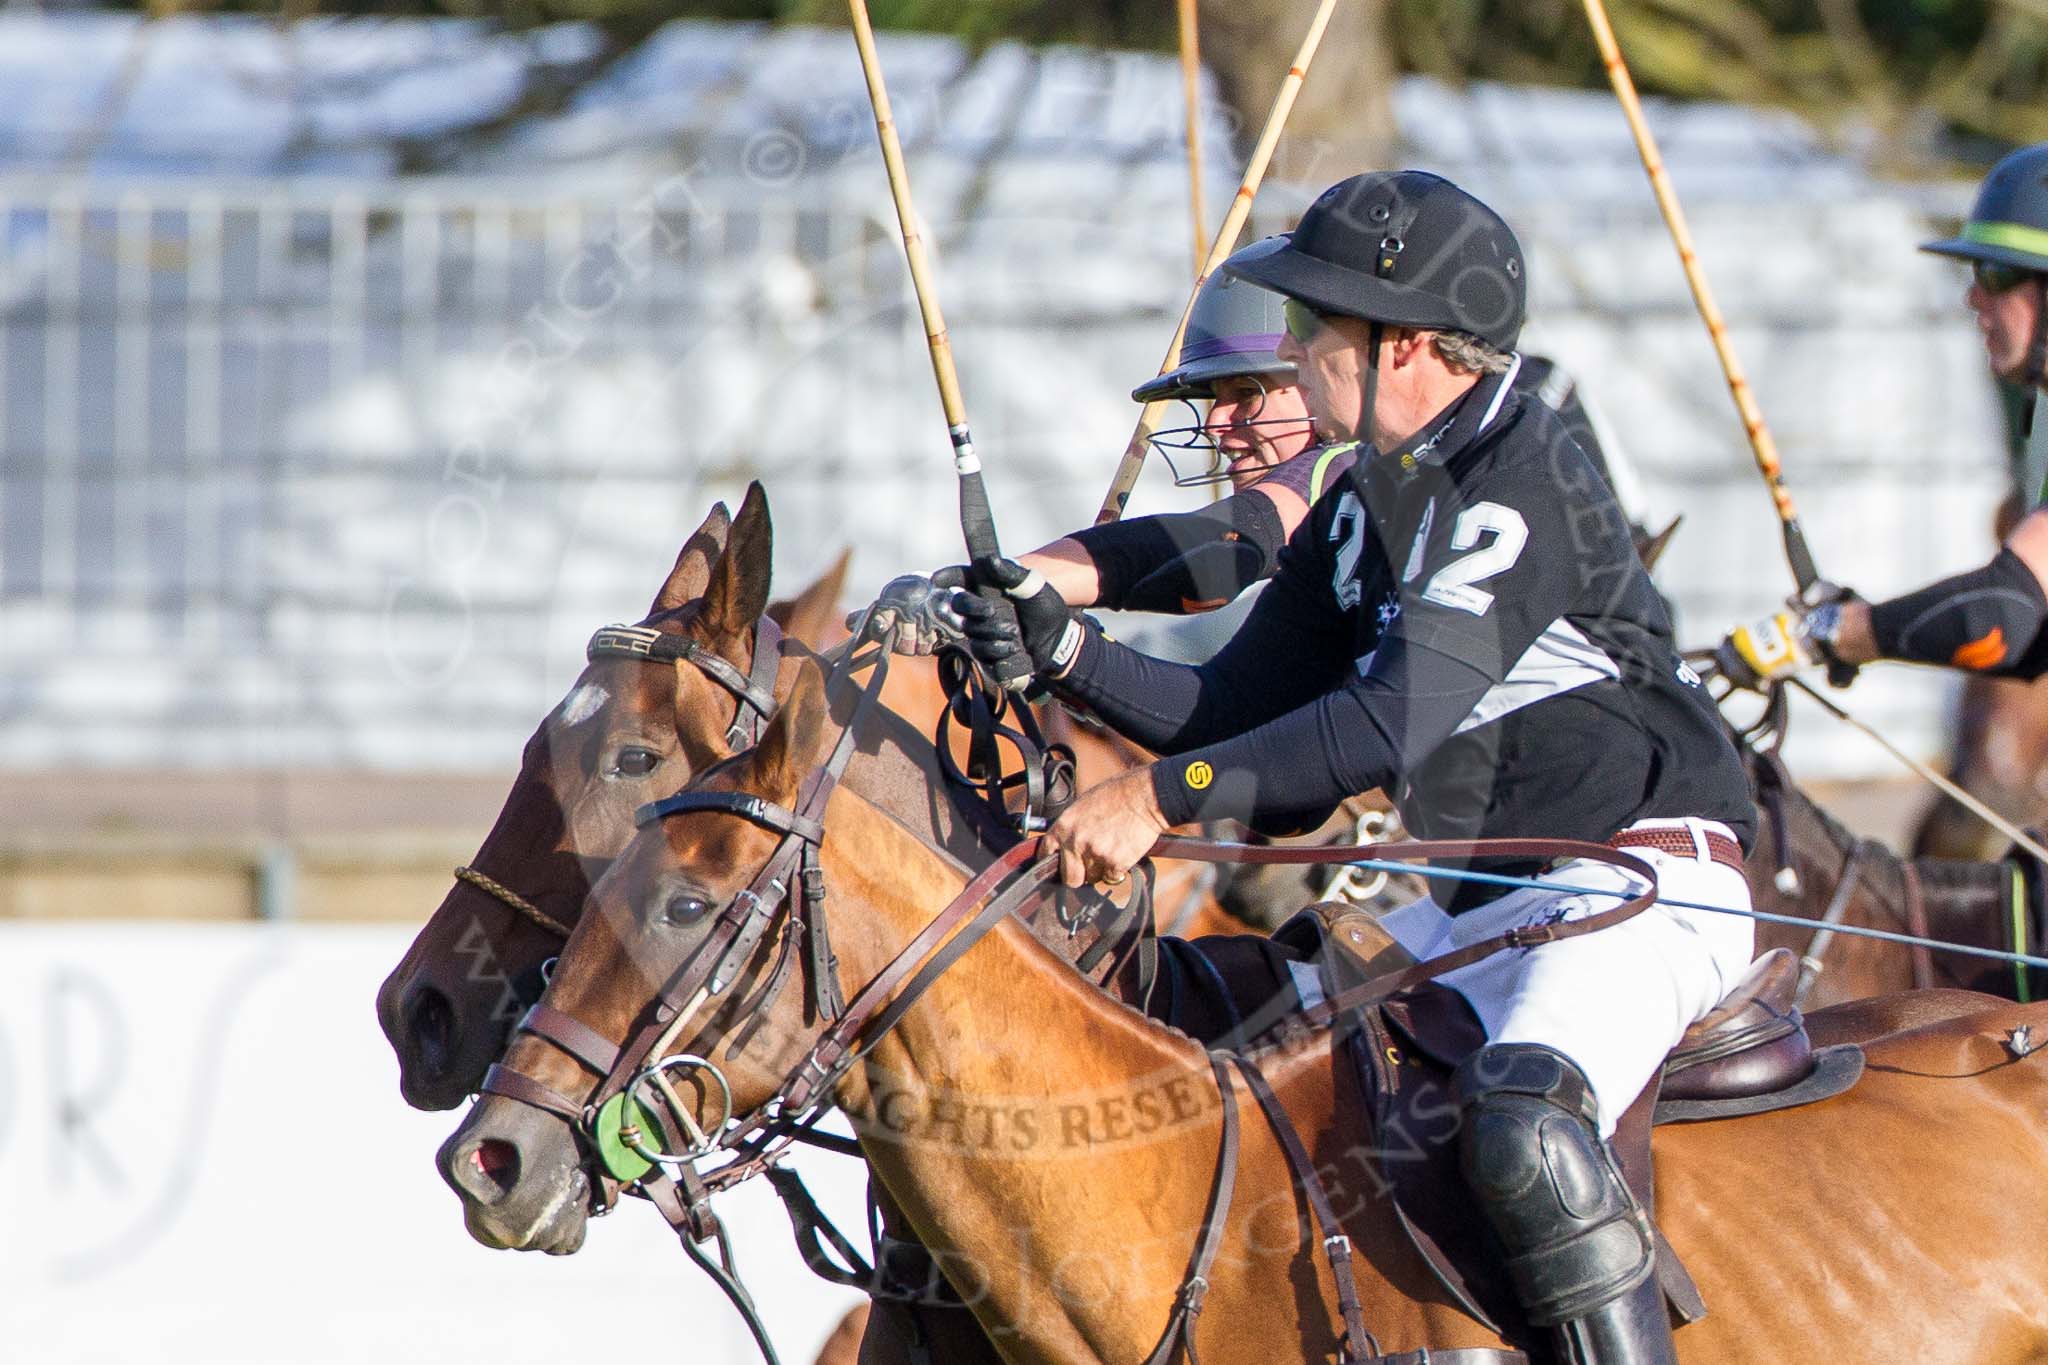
[831,665,1155,998]
[1910,856,2013,964]
[813,785,1449,1360]
[1756,752,2010,987]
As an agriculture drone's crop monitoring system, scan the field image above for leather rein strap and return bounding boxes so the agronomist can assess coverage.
[1150,834,1660,1031]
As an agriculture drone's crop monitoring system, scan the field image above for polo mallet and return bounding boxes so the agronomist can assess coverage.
[1578,0,1824,599]
[1177,0,1208,276]
[1095,0,1338,525]
[847,0,1030,691]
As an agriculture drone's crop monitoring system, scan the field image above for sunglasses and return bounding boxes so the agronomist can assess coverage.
[1974,259,2039,295]
[1283,297,1333,344]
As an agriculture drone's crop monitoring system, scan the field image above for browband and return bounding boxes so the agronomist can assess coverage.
[589,617,783,747]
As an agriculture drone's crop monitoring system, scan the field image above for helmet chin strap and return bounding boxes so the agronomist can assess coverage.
[1358,319,1384,451]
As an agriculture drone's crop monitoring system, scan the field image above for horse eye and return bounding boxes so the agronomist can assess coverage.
[662,893,713,927]
[610,746,660,779]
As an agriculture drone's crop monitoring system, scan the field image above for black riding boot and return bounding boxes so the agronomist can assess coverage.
[1452,1043,1677,1365]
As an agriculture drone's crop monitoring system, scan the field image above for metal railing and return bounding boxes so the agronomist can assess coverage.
[0,172,2010,776]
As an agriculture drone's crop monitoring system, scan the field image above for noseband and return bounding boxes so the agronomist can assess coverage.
[449,612,786,942]
[478,635,894,1236]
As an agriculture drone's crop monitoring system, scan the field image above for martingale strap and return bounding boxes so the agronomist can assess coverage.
[1140,1053,1240,1365]
[1230,1056,1376,1362]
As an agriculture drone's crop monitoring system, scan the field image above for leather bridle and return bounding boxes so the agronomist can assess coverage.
[477,623,1669,1365]
[449,612,786,943]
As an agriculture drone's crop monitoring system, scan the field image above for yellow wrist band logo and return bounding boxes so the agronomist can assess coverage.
[1184,761,1214,790]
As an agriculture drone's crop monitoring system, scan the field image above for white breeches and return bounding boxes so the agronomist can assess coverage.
[1376,817,1756,1136]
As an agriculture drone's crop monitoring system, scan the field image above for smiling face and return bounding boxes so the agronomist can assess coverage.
[1204,375,1319,487]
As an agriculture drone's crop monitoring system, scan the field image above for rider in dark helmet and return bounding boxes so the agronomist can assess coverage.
[1718,143,2048,690]
[933,170,1754,1365]
[872,242,1651,644]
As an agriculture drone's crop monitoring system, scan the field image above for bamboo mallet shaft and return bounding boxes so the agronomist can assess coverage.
[1094,0,1338,526]
[1578,0,1822,593]
[847,0,1001,560]
[1178,0,1208,276]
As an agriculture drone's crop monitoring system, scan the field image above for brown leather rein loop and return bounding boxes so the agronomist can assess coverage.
[478,621,1669,1351]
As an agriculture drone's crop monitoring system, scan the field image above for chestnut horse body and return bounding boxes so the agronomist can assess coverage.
[1913,670,2048,862]
[445,659,2048,1363]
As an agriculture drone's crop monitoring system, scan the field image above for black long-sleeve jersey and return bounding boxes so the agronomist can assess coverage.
[1054,360,1752,909]
[1066,354,1634,616]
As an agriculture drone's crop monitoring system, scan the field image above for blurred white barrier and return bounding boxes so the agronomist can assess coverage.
[0,924,868,1365]
[0,28,2013,781]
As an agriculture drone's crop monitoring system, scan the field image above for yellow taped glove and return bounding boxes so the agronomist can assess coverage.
[1714,612,1814,692]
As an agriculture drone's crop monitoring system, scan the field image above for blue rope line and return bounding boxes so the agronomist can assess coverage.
[1344,857,2048,973]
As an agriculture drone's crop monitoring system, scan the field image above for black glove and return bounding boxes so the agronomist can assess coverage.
[947,556,1085,684]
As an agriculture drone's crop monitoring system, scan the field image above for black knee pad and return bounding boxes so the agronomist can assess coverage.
[1452,1043,1655,1326]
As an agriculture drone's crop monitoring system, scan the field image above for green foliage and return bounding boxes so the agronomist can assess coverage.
[137,0,2048,164]
[1389,0,2048,162]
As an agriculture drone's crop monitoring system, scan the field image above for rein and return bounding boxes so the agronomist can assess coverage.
[479,615,1673,1362]
[445,612,786,944]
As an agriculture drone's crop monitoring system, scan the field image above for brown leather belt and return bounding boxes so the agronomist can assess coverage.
[1610,826,1745,875]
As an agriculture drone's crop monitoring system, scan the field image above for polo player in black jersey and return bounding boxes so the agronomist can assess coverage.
[870,242,1650,640]
[1719,143,2048,691]
[920,172,1758,1365]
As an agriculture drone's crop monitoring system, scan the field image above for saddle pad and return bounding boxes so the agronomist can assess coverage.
[1653,1044,1865,1123]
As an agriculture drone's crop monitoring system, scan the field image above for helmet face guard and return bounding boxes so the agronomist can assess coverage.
[1147,377,1316,487]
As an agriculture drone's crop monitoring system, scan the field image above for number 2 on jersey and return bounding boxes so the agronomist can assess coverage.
[1421,502,1528,616]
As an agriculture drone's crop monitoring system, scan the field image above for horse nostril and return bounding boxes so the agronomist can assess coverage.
[405,986,455,1072]
[471,1139,521,1200]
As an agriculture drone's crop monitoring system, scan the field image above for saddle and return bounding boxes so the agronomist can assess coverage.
[1154,912,1867,1347]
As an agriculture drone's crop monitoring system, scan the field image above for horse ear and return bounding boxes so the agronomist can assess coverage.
[701,482,774,639]
[752,660,831,799]
[768,548,852,649]
[651,502,732,614]
[1632,514,1683,574]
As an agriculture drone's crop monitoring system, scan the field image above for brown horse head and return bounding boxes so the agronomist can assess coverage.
[438,660,855,1251]
[377,485,851,1111]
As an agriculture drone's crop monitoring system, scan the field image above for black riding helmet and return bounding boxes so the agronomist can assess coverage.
[1923,143,2048,432]
[1224,171,1526,448]
[1224,170,1526,350]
